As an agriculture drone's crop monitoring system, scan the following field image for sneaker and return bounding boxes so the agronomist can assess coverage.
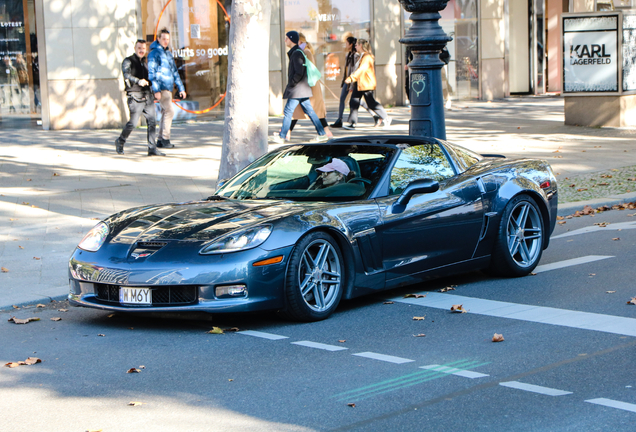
[158,139,175,149]
[342,123,356,130]
[373,116,381,127]
[330,119,343,128]
[268,135,285,144]
[445,100,452,110]
[310,135,329,143]
[147,147,166,156]
[382,117,393,128]
[115,139,124,155]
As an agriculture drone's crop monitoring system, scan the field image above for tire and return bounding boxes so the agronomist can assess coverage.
[279,231,344,322]
[489,194,544,277]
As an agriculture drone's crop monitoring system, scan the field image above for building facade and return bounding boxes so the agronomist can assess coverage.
[0,0,623,129]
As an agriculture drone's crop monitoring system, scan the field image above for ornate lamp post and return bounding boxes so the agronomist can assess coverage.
[399,0,452,139]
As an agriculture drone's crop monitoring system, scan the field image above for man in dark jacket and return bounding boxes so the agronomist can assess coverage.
[270,31,327,144]
[115,39,164,156]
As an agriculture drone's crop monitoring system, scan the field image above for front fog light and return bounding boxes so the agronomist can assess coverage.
[216,285,247,298]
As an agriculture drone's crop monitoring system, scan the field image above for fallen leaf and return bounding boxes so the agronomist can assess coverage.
[613,238,620,241]
[58,309,69,312]
[225,327,240,332]
[594,222,609,227]
[207,327,224,334]
[440,286,456,292]
[23,357,41,365]
[107,314,115,318]
[53,173,59,176]
[450,304,467,313]
[404,293,426,298]
[228,379,234,382]
[600,174,612,178]
[4,362,20,368]
[413,316,426,321]
[558,221,567,225]
[22,202,29,205]
[126,368,141,373]
[36,304,46,308]
[492,333,505,342]
[12,305,19,309]
[139,365,145,369]
[556,216,564,220]
[1,267,9,273]
[128,401,144,406]
[577,188,588,192]
[338,340,346,343]
[26,178,31,181]
[97,334,105,337]
[589,273,596,276]
[347,403,356,408]
[31,205,38,208]
[90,217,100,221]
[8,317,40,324]
[383,301,394,304]
[33,257,41,260]
[607,291,616,294]
[18,245,24,249]
[627,297,636,305]
[413,334,426,337]
[50,317,62,321]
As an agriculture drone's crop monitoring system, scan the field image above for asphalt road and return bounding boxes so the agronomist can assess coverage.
[1,209,635,432]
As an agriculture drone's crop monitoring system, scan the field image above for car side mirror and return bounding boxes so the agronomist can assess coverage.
[392,178,439,214]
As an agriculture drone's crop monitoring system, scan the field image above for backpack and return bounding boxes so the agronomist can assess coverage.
[300,51,321,87]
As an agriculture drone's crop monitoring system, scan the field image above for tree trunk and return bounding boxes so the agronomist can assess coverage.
[218,0,272,183]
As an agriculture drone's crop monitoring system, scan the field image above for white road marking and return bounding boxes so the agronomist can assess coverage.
[420,364,489,379]
[291,341,348,351]
[552,221,636,239]
[534,255,613,273]
[238,330,289,340]
[353,352,415,364]
[585,398,636,413]
[391,292,636,337]
[499,381,572,396]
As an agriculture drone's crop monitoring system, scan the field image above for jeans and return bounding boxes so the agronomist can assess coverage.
[348,90,388,125]
[280,98,325,138]
[119,94,157,148]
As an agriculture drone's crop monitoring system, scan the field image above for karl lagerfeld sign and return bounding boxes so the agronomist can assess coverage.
[563,15,618,92]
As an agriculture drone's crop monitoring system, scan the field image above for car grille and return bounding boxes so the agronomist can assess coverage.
[94,283,198,306]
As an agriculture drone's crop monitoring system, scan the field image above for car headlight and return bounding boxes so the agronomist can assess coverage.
[78,222,109,252]
[200,225,272,254]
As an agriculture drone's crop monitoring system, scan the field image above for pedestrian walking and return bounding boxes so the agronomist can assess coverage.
[331,36,378,128]
[148,28,186,149]
[269,30,328,144]
[15,53,29,113]
[344,39,391,129]
[1,56,19,113]
[115,39,163,156]
[287,33,333,140]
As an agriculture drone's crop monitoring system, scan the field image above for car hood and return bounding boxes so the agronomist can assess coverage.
[104,199,312,245]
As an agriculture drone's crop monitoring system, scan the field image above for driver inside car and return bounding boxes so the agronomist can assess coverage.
[308,158,352,190]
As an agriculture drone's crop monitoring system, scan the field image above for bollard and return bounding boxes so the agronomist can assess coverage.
[399,0,452,139]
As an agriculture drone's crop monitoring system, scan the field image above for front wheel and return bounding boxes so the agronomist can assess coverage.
[279,231,344,322]
[489,194,544,277]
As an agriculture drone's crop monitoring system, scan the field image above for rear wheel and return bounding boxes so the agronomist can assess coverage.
[279,231,344,322]
[489,194,544,277]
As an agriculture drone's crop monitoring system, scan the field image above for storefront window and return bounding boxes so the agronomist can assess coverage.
[284,0,371,110]
[142,0,231,120]
[0,0,41,125]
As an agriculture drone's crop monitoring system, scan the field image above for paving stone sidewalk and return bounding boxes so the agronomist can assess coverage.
[1,95,635,308]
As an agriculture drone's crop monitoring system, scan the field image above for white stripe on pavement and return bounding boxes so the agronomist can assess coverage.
[391,292,636,337]
[534,255,613,273]
[291,341,348,351]
[420,364,489,379]
[499,381,572,396]
[585,398,636,413]
[353,352,415,364]
[238,330,289,340]
[552,221,636,239]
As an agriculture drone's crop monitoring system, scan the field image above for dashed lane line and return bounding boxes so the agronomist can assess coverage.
[392,292,636,337]
[238,330,289,340]
[352,352,415,364]
[585,398,636,413]
[420,364,489,378]
[499,381,573,396]
[552,221,636,239]
[534,255,613,273]
[291,341,348,351]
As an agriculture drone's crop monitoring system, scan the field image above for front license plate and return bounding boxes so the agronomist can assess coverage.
[119,287,152,305]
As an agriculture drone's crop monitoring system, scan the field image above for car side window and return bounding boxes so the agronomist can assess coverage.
[389,144,455,195]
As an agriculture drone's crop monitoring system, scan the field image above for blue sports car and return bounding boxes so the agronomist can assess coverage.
[68,136,558,321]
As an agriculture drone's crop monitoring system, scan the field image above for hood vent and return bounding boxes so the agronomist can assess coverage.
[136,241,168,249]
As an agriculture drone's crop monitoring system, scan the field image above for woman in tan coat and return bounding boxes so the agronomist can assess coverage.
[287,33,333,139]
[344,39,391,129]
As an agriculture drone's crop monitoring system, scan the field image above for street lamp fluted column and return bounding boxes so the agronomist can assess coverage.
[399,0,452,139]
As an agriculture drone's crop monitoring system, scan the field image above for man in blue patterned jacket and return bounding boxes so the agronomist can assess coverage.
[148,28,186,149]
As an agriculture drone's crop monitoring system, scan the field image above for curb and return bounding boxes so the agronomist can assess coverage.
[1,294,68,313]
[557,191,636,216]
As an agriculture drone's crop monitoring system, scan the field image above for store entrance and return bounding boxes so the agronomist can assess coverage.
[0,0,41,128]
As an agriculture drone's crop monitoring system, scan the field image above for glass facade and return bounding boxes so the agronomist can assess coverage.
[0,0,41,125]
[141,0,231,120]
[283,0,371,110]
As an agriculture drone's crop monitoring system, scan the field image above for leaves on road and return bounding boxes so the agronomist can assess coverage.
[1,267,9,273]
[5,357,42,368]
[347,403,356,408]
[50,317,62,321]
[606,291,616,294]
[594,222,609,227]
[98,334,105,337]
[627,297,636,305]
[8,317,40,324]
[450,304,467,313]
[413,334,426,337]
[128,401,145,406]
[413,316,426,321]
[383,301,394,304]
[36,304,46,308]
[207,327,224,334]
[612,237,620,241]
[404,293,426,298]
[58,309,69,312]
[492,333,505,342]
[338,340,346,343]
[126,368,141,374]
[440,286,456,292]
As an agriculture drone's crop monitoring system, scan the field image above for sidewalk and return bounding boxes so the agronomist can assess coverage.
[1,95,635,308]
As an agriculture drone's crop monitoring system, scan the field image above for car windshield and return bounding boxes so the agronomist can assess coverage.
[216,144,396,201]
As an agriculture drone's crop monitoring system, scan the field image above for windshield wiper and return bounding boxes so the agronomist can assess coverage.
[205,195,229,201]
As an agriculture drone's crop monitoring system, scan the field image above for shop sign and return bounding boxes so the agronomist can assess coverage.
[563,15,618,92]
